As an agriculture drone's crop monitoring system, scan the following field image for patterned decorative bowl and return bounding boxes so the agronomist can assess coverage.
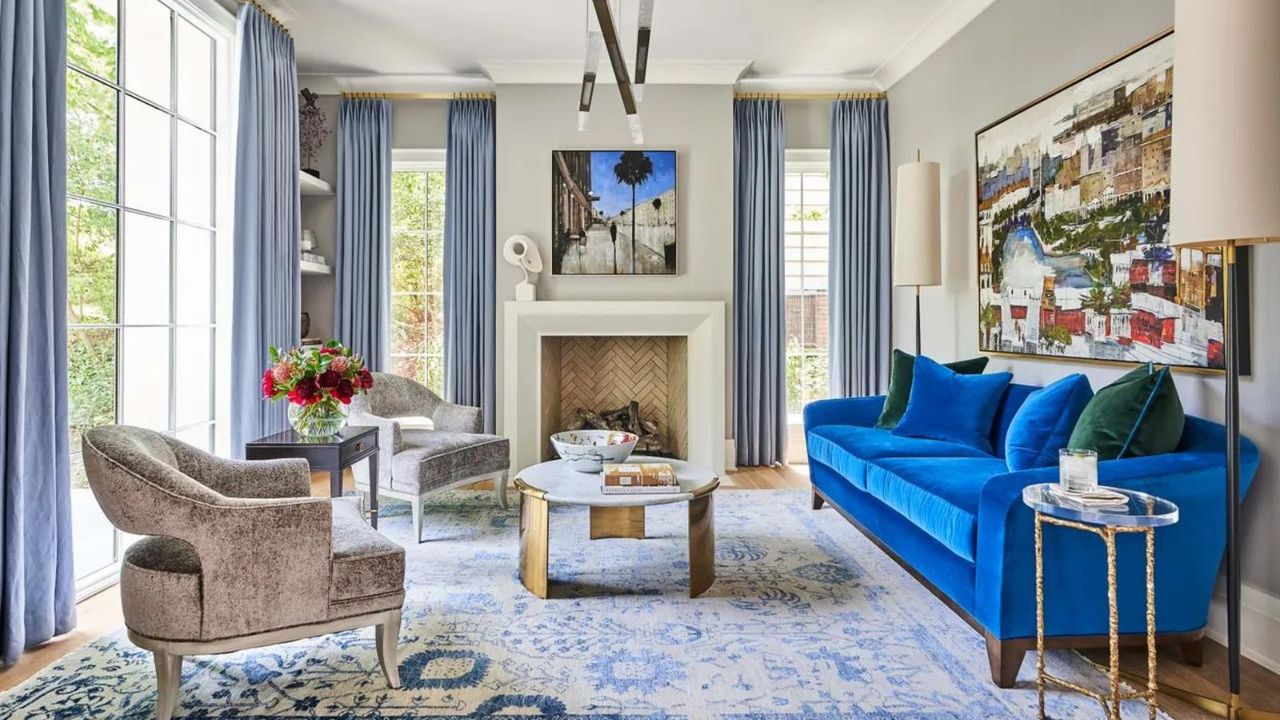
[550,430,638,473]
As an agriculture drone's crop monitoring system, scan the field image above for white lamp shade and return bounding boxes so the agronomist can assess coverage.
[893,161,942,286]
[1169,0,1280,247]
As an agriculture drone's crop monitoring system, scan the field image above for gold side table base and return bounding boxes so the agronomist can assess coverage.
[1035,512,1159,720]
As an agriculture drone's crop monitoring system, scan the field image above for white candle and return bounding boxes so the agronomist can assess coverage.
[1059,449,1099,493]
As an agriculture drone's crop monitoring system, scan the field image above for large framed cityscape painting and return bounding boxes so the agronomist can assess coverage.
[976,32,1247,371]
[551,150,677,275]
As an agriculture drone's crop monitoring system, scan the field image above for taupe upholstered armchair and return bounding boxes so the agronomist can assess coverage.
[350,372,510,542]
[81,426,405,720]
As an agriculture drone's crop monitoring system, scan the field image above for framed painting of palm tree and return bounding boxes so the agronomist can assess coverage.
[551,150,677,275]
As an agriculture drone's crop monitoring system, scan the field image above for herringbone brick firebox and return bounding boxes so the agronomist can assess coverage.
[539,336,689,462]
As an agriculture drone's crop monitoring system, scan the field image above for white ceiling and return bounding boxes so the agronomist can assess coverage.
[233,0,994,90]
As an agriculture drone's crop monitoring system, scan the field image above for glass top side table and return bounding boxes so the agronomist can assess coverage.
[1021,483,1179,720]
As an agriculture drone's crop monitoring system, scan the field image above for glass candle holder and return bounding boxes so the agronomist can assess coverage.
[1059,448,1099,493]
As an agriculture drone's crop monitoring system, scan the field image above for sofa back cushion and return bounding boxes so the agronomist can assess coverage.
[892,356,1013,454]
[1004,374,1094,470]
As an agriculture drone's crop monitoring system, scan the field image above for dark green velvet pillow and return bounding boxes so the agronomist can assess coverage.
[875,350,991,429]
[1066,363,1185,460]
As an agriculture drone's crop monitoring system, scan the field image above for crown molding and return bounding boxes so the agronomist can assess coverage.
[873,0,997,89]
[480,59,750,85]
[734,75,883,94]
[296,73,495,96]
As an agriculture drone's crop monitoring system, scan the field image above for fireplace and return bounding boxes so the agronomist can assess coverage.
[503,301,726,475]
[539,336,688,461]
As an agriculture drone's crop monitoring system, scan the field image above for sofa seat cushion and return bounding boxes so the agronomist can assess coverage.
[389,430,509,494]
[330,498,405,603]
[807,425,991,490]
[865,457,1009,562]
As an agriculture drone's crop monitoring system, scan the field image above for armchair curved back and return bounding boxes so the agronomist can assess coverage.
[354,372,442,418]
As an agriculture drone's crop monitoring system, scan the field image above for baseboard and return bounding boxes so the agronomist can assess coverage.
[1207,581,1280,674]
[724,439,737,471]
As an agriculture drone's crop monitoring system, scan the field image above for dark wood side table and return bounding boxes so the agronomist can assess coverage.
[245,426,380,529]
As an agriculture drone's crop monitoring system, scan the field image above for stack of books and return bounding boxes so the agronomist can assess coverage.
[1046,485,1130,512]
[601,462,680,494]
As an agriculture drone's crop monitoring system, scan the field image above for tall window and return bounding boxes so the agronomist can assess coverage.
[67,0,225,591]
[784,159,830,419]
[390,161,447,395]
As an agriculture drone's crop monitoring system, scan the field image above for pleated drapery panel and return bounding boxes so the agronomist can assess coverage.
[229,3,301,455]
[334,98,392,370]
[732,99,787,466]
[829,98,891,398]
[443,99,496,433]
[0,0,78,664]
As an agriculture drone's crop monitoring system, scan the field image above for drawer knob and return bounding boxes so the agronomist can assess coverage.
[355,441,364,451]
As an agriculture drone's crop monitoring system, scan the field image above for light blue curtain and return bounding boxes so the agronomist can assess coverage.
[229,4,300,455]
[443,99,496,433]
[334,99,391,370]
[733,99,786,466]
[829,98,891,397]
[0,0,77,664]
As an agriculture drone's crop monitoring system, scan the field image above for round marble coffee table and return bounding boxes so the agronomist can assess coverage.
[514,456,719,599]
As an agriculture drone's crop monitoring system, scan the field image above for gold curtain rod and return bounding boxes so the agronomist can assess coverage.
[340,91,495,100]
[734,91,886,101]
[238,0,289,35]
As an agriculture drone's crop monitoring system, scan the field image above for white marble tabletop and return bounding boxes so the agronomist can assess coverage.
[515,455,718,507]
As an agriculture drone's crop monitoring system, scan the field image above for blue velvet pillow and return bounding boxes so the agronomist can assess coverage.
[1003,374,1094,471]
[892,356,1013,454]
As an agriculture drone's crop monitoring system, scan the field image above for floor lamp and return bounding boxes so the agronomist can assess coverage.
[1165,2,1279,718]
[893,156,941,355]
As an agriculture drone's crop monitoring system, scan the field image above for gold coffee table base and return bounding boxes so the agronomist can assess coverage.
[517,478,717,599]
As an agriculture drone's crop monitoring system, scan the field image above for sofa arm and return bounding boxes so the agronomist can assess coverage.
[166,439,311,499]
[974,442,1260,641]
[431,400,484,434]
[803,395,885,431]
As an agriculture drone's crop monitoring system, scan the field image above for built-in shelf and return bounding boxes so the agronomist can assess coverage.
[300,260,332,276]
[299,171,334,196]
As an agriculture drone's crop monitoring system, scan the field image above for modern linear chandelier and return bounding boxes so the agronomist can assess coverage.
[578,0,652,144]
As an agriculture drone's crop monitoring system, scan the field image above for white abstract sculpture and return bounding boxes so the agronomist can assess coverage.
[503,234,542,302]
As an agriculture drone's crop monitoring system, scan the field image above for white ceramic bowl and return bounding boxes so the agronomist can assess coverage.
[550,430,638,473]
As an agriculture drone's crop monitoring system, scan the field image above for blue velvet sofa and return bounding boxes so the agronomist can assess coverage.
[803,383,1259,687]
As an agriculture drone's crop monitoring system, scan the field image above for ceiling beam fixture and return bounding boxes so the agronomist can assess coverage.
[633,0,653,102]
[578,6,604,131]
[591,0,643,144]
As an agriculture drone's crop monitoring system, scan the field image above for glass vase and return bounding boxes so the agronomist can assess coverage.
[288,400,349,438]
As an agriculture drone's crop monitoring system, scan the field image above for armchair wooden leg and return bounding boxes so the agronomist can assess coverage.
[411,499,424,543]
[494,470,510,510]
[375,610,402,688]
[811,488,825,510]
[1179,636,1205,666]
[153,651,183,720]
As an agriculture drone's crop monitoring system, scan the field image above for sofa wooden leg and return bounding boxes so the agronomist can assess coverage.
[1179,636,1205,667]
[375,610,402,688]
[985,636,1024,688]
[811,488,825,510]
[153,651,183,720]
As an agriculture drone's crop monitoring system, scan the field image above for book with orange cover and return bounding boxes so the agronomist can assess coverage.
[601,462,680,494]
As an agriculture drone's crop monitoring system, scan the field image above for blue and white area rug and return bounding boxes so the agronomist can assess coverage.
[5,490,1169,718]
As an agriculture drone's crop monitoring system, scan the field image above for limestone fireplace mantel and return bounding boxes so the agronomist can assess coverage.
[502,301,726,475]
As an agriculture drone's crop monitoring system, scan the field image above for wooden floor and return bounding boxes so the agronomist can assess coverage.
[3,463,1276,718]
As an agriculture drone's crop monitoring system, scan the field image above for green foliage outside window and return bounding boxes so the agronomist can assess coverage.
[390,169,446,395]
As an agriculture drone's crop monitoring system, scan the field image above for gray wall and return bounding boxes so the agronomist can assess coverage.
[784,100,829,149]
[299,97,448,340]
[887,0,1280,595]
[494,84,735,435]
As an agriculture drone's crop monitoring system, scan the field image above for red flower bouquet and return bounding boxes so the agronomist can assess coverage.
[262,341,374,437]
